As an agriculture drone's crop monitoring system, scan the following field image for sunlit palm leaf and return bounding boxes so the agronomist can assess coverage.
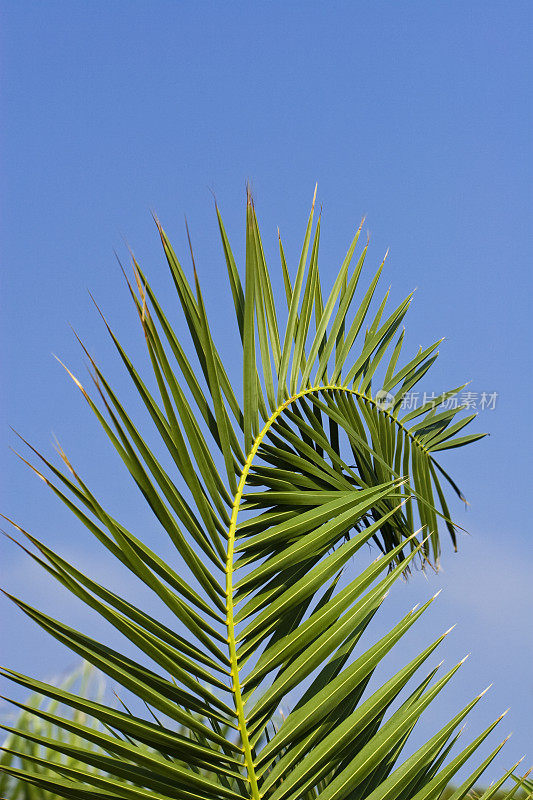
[2,190,520,800]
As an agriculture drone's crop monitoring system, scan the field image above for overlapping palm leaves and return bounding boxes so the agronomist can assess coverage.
[1,665,529,800]
[1,190,525,799]
[0,662,106,800]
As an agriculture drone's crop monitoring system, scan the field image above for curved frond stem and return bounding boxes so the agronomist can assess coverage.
[225,381,446,798]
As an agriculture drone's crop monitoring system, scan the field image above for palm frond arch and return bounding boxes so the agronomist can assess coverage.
[2,188,518,800]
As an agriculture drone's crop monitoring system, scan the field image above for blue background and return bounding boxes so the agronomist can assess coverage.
[1,0,532,782]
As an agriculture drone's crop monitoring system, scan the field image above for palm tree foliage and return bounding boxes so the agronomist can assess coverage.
[1,665,529,800]
[0,662,106,800]
[1,190,526,799]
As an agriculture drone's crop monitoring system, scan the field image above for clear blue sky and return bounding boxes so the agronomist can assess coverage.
[1,0,532,782]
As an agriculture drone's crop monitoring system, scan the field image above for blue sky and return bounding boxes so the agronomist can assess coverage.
[1,0,532,783]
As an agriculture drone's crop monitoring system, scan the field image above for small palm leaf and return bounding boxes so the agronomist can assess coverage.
[2,190,520,800]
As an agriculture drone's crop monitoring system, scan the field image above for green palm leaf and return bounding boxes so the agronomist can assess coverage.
[2,190,523,799]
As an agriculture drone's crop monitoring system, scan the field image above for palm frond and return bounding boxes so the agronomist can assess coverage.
[2,190,522,800]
